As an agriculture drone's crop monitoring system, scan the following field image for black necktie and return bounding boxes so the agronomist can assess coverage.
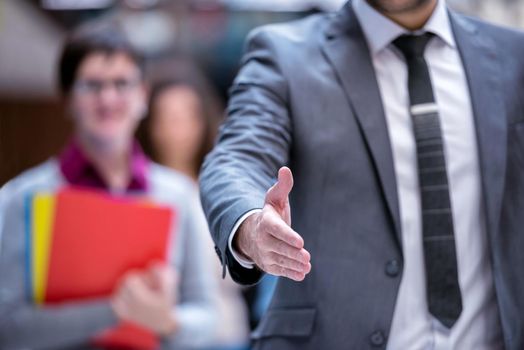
[393,33,463,329]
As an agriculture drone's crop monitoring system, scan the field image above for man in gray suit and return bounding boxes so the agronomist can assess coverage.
[200,0,524,348]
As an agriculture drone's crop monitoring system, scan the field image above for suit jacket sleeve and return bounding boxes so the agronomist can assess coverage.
[199,27,292,285]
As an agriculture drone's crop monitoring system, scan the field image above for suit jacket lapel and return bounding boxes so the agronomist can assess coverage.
[450,12,508,245]
[321,2,402,246]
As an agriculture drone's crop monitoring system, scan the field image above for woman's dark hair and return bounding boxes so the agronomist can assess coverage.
[138,58,224,175]
[58,21,144,96]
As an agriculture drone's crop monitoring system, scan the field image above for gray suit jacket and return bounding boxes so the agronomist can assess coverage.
[199,2,524,349]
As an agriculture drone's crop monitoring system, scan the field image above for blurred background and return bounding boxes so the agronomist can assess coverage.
[0,0,523,185]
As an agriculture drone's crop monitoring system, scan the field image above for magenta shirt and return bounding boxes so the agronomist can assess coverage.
[59,140,150,192]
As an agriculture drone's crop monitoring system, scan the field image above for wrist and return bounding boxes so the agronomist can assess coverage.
[234,213,259,260]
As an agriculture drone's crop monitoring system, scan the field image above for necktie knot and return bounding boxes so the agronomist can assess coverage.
[393,33,434,59]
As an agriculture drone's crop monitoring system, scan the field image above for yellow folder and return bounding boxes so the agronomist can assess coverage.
[31,193,56,304]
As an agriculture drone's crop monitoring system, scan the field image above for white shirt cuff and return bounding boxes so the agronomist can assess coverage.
[227,209,262,269]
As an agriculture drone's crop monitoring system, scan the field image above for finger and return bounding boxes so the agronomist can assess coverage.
[119,269,142,287]
[264,216,304,249]
[265,167,293,208]
[261,234,310,264]
[126,273,144,287]
[150,265,175,292]
[140,270,157,290]
[266,264,307,282]
[267,252,311,274]
[147,261,165,279]
[124,274,152,299]
[149,263,165,281]
[120,277,139,300]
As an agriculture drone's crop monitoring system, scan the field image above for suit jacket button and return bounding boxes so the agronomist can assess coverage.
[370,330,385,347]
[385,259,401,277]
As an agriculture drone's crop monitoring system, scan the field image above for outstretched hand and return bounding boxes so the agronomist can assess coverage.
[234,167,311,281]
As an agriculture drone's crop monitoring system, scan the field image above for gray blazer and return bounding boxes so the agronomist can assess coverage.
[199,1,524,349]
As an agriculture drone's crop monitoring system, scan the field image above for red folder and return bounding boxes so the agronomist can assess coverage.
[45,188,174,349]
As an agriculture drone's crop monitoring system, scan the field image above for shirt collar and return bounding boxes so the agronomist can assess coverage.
[59,138,150,192]
[352,0,456,55]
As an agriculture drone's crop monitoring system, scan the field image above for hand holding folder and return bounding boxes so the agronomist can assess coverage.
[27,187,175,349]
[111,264,179,337]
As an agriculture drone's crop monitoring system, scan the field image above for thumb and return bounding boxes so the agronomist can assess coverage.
[266,167,294,208]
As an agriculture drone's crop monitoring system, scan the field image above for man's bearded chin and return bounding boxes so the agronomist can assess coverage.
[366,0,433,14]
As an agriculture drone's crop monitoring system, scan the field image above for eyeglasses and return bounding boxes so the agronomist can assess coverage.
[73,77,141,96]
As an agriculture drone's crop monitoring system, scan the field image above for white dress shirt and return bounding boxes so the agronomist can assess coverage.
[229,0,504,348]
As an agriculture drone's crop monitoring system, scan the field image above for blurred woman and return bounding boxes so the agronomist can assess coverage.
[141,60,221,182]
